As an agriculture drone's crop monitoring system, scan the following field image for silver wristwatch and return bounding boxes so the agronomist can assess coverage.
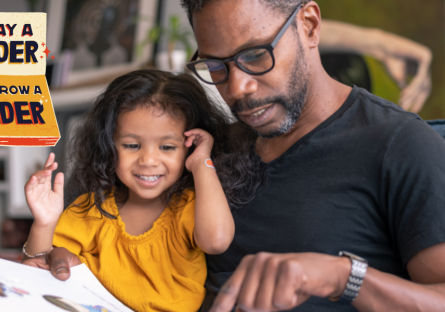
[330,251,368,303]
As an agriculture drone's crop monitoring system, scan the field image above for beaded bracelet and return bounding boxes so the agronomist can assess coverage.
[22,241,53,258]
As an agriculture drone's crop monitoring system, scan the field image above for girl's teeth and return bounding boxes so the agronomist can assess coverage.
[251,108,266,117]
[137,175,160,182]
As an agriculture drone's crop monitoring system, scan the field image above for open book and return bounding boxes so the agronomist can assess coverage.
[0,259,133,312]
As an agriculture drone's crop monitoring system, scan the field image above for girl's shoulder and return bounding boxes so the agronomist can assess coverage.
[165,189,200,252]
[54,193,117,247]
[169,189,196,226]
[169,189,196,214]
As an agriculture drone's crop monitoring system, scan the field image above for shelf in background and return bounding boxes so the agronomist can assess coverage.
[49,66,149,109]
[51,84,109,109]
[0,248,22,263]
[0,183,9,192]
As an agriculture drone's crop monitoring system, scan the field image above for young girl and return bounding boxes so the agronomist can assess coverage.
[22,70,263,311]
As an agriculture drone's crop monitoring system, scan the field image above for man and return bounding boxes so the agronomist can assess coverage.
[183,0,445,311]
[24,1,445,311]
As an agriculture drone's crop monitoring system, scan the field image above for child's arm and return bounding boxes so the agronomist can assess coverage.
[185,129,235,255]
[22,153,64,261]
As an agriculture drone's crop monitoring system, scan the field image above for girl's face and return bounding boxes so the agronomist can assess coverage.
[114,105,188,204]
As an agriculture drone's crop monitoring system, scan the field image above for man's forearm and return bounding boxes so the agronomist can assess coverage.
[353,268,445,311]
[319,20,432,63]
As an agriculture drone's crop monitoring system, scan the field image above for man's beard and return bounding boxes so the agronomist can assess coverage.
[230,40,309,139]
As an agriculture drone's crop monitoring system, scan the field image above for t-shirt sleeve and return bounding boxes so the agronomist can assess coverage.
[53,194,101,265]
[175,191,200,255]
[383,118,445,266]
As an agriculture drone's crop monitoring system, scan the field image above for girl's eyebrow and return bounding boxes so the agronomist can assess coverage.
[160,134,184,142]
[118,133,184,142]
[119,133,140,139]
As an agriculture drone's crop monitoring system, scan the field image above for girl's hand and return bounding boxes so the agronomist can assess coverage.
[184,129,214,173]
[25,153,64,228]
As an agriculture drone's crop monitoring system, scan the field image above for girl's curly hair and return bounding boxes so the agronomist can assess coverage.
[66,69,265,218]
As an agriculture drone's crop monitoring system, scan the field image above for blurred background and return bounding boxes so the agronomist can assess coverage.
[317,0,445,121]
[0,0,443,260]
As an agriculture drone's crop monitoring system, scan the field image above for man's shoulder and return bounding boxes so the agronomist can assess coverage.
[325,86,429,146]
[349,87,420,129]
[311,87,439,158]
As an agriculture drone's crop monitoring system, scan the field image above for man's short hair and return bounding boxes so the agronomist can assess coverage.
[181,0,311,27]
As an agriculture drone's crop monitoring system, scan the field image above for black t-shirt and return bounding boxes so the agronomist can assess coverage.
[201,86,445,311]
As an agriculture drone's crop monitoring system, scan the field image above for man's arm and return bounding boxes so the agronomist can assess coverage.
[208,244,445,312]
[354,242,445,311]
[319,20,432,113]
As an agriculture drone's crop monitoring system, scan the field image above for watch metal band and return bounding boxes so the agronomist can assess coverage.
[330,251,368,303]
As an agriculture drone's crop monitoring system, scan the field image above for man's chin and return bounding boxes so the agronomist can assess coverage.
[235,119,287,139]
[255,128,286,139]
[234,105,301,139]
[249,124,286,139]
[252,116,300,139]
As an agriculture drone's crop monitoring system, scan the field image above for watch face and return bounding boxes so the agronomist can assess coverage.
[339,251,367,263]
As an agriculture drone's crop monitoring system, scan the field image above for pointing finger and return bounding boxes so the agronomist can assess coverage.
[210,255,253,312]
[237,253,269,310]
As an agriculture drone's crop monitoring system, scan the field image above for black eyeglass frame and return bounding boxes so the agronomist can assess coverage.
[186,2,307,85]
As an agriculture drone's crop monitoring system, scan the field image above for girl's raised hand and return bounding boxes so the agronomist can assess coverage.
[184,129,214,173]
[25,153,64,227]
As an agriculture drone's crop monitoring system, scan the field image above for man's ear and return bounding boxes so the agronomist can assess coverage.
[301,1,322,48]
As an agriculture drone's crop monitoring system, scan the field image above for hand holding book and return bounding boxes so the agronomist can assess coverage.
[22,247,81,281]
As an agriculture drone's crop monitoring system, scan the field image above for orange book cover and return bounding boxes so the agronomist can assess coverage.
[0,13,60,146]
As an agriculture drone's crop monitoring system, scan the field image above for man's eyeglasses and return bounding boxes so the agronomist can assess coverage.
[186,2,305,85]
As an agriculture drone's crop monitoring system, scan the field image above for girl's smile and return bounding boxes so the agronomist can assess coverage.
[114,105,188,204]
[134,174,163,187]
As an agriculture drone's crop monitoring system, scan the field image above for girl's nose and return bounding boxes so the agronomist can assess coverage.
[138,149,160,167]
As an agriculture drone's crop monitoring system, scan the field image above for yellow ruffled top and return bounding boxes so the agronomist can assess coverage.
[53,190,206,312]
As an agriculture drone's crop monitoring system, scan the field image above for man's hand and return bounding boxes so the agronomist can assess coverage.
[209,252,351,312]
[22,247,81,281]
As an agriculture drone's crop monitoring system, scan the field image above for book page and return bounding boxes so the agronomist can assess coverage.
[0,259,134,312]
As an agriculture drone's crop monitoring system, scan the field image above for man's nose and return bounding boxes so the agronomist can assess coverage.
[225,63,258,101]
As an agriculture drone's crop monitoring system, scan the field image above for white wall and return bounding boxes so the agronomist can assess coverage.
[8,147,50,217]
[0,0,46,12]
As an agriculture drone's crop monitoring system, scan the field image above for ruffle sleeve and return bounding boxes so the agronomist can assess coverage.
[172,190,200,255]
[52,193,108,266]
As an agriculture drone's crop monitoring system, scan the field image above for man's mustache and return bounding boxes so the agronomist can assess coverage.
[231,96,289,115]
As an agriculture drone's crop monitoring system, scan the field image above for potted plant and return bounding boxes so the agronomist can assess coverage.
[138,15,195,72]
